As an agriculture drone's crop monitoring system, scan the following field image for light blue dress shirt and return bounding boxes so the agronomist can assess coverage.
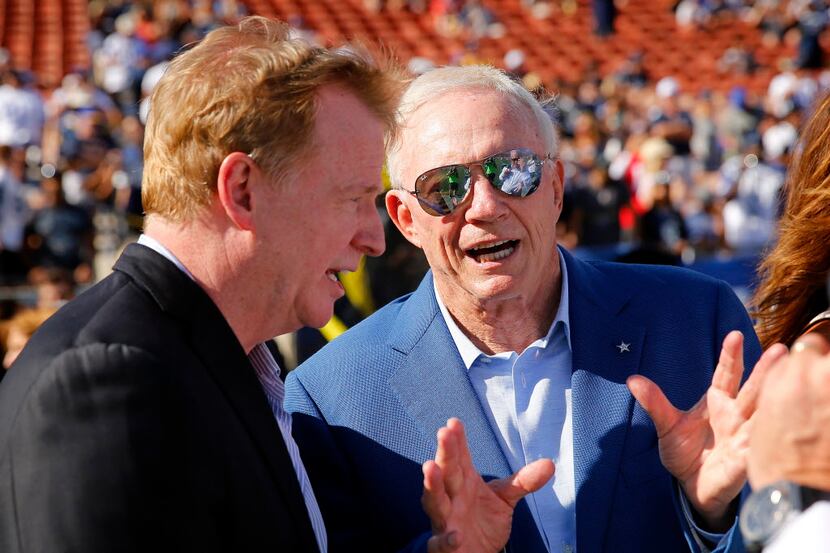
[435,249,576,553]
[436,248,726,553]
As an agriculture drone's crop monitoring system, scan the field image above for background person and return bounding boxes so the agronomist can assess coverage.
[0,306,56,376]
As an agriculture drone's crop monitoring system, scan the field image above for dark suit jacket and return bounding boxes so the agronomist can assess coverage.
[0,244,319,553]
[285,248,761,553]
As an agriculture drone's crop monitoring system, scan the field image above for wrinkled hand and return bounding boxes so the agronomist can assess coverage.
[421,418,554,553]
[749,333,830,491]
[627,331,788,529]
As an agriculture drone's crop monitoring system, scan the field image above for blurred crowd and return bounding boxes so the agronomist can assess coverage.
[551,61,827,266]
[0,0,250,373]
[3,0,830,369]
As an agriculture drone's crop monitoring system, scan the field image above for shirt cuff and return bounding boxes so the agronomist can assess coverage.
[766,501,830,553]
[677,482,726,553]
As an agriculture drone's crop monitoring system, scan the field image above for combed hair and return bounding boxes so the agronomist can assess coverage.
[752,91,830,348]
[142,16,405,221]
[385,64,558,189]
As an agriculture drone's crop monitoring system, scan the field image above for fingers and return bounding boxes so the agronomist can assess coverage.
[792,333,830,355]
[489,458,555,508]
[735,343,788,418]
[712,330,744,397]
[435,423,464,497]
[445,418,476,479]
[627,374,681,438]
[422,460,451,533]
[427,531,461,553]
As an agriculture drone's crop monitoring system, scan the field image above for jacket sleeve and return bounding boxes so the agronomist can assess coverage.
[0,343,178,553]
[285,372,432,553]
[676,280,762,553]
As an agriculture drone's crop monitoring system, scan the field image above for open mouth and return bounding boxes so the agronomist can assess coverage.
[465,239,519,263]
[326,270,341,283]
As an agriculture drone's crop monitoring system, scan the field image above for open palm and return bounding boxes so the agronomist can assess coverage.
[627,331,787,528]
[421,418,554,553]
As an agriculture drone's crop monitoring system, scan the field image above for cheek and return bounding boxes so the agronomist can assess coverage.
[318,215,360,250]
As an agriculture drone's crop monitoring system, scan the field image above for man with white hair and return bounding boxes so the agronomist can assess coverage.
[285,65,774,553]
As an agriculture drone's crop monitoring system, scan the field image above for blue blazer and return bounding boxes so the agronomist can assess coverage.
[285,249,761,553]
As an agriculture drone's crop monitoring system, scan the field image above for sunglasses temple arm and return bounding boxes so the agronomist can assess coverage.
[419,197,449,215]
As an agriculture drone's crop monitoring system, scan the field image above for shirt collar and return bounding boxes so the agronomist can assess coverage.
[137,234,196,282]
[434,248,571,370]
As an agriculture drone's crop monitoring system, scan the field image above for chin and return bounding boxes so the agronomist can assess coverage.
[470,275,520,298]
[302,308,335,330]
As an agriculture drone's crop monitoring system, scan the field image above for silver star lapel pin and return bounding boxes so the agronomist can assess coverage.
[616,341,631,353]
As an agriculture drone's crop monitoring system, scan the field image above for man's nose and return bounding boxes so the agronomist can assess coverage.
[464,174,509,222]
[353,202,386,257]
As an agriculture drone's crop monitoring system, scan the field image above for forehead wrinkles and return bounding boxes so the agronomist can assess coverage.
[402,91,540,173]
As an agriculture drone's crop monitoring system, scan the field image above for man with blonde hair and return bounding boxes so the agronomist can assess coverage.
[0,16,404,553]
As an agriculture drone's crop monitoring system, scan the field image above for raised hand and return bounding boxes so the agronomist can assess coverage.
[421,418,554,553]
[748,332,830,490]
[627,331,788,530]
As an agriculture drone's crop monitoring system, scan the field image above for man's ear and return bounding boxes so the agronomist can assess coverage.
[386,190,422,249]
[552,159,565,211]
[217,152,255,230]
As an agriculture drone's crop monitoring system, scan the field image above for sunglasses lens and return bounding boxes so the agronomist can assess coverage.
[412,149,545,216]
[416,165,471,216]
[486,150,542,197]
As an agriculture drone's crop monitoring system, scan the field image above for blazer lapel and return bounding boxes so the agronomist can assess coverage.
[387,274,512,479]
[563,249,645,553]
[114,244,319,553]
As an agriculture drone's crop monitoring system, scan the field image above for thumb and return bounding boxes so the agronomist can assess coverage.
[627,374,681,438]
[427,531,461,553]
[489,458,555,508]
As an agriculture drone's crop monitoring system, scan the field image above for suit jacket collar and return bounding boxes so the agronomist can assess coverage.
[386,273,512,477]
[114,244,320,553]
[386,272,548,552]
[387,247,646,552]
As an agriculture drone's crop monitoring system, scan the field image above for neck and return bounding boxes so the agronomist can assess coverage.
[438,259,562,355]
[144,213,264,353]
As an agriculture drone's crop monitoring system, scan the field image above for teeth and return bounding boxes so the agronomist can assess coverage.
[477,246,514,262]
[326,271,339,282]
[470,239,511,252]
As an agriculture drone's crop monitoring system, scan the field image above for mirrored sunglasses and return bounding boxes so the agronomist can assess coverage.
[407,148,551,216]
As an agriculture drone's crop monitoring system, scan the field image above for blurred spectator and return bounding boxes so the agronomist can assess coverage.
[718,41,757,76]
[30,266,76,310]
[504,49,528,80]
[0,70,45,148]
[639,177,689,261]
[795,0,828,69]
[459,0,499,40]
[1,306,56,372]
[0,146,29,285]
[650,77,693,158]
[593,0,616,36]
[27,174,94,280]
[722,141,787,252]
[568,168,628,247]
[93,12,146,116]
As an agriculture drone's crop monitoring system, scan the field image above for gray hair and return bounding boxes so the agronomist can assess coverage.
[386,64,558,190]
